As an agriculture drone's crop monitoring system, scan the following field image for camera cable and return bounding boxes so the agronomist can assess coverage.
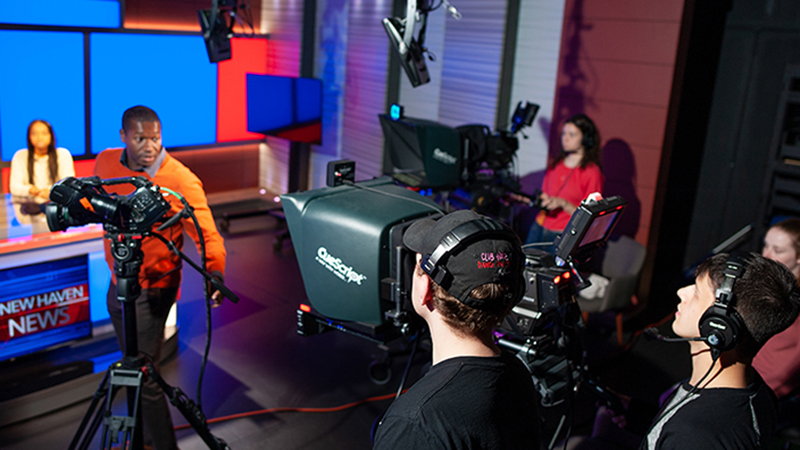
[173,389,407,432]
[641,350,720,444]
[158,188,213,412]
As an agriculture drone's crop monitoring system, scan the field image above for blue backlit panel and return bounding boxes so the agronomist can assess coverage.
[0,30,86,161]
[295,77,323,123]
[247,75,294,131]
[0,0,120,28]
[90,33,218,154]
[247,74,323,144]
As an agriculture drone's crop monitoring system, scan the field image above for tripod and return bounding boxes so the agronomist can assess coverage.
[69,230,230,450]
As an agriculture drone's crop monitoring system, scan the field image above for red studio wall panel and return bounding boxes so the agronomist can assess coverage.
[217,38,270,142]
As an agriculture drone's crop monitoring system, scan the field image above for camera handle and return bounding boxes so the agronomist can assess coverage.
[566,259,591,291]
[68,230,231,450]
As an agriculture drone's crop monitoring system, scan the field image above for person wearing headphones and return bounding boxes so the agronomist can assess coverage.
[372,209,540,450]
[515,114,604,246]
[641,253,800,449]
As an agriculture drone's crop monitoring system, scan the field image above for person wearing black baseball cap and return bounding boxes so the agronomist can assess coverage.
[373,210,541,450]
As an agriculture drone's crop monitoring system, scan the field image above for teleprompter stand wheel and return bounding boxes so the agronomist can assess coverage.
[368,359,392,385]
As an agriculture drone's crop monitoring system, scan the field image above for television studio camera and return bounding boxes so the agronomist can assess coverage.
[284,173,627,407]
[45,175,237,450]
[379,100,539,220]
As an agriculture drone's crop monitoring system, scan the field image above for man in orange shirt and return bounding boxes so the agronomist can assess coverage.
[94,105,226,450]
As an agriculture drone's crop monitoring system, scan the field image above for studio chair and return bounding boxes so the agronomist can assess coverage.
[576,235,646,346]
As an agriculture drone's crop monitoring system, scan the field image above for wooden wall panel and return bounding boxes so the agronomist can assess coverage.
[551,0,685,245]
[563,59,675,108]
[576,1,684,22]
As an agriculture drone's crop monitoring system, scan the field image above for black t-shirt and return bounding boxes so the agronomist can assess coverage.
[641,375,777,450]
[373,352,540,450]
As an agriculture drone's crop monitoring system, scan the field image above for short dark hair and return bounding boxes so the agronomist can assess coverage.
[122,105,160,132]
[415,262,516,335]
[697,253,800,358]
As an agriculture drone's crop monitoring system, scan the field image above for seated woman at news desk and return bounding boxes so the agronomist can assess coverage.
[513,114,604,246]
[9,119,75,204]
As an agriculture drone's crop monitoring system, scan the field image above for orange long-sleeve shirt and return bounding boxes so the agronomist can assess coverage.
[94,148,226,290]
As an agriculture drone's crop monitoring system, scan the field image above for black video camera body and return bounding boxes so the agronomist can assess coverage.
[501,195,628,337]
[46,176,171,233]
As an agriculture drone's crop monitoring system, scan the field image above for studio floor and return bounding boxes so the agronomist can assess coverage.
[0,214,702,450]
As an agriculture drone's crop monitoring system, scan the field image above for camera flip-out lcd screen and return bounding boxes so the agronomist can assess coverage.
[554,196,627,264]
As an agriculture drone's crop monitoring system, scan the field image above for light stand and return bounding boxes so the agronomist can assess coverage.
[69,228,231,450]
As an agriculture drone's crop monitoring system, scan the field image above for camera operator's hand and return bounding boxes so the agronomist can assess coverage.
[209,274,224,308]
[539,193,577,215]
[507,192,533,206]
[210,290,223,308]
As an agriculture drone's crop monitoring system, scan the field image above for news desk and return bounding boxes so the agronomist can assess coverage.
[0,195,176,427]
[0,196,111,361]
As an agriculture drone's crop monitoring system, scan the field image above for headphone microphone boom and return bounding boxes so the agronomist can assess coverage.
[643,327,707,343]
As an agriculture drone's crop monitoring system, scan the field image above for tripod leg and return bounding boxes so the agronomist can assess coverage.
[69,369,111,450]
[77,404,108,450]
[146,364,230,450]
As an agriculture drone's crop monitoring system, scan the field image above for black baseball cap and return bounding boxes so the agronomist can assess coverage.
[403,210,524,312]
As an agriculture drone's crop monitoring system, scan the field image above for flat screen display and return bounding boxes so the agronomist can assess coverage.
[246,74,323,144]
[579,211,621,248]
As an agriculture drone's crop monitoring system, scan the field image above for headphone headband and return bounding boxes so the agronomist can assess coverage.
[699,255,747,353]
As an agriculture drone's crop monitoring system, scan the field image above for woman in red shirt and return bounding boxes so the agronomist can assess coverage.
[524,114,604,246]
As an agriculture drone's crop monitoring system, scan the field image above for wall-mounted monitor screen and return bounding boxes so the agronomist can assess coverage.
[246,74,323,145]
[0,30,86,161]
[90,33,218,154]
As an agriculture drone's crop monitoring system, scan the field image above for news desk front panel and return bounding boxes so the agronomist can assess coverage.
[0,194,110,361]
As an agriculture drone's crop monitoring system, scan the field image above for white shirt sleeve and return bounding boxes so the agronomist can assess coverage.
[9,149,32,197]
[56,148,75,181]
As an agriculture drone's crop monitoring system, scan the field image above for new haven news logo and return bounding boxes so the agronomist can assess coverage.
[0,284,90,341]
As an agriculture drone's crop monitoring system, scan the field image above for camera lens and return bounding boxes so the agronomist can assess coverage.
[45,203,68,232]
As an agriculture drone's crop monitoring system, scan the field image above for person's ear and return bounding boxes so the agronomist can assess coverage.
[414,253,435,311]
[419,276,434,310]
[119,128,126,145]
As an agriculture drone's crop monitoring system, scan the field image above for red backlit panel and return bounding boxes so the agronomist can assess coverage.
[217,38,270,142]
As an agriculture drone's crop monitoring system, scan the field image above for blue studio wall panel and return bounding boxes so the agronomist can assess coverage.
[0,30,86,162]
[0,0,120,28]
[90,33,218,154]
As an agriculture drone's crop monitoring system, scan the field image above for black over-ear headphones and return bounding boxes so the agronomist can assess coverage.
[698,256,747,353]
[420,218,526,308]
